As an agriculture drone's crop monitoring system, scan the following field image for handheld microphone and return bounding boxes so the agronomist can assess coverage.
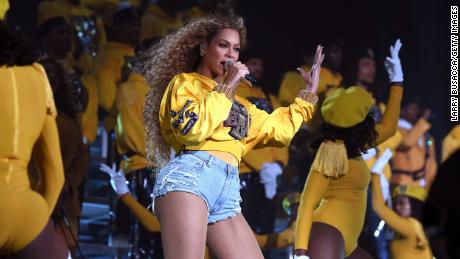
[224,60,259,87]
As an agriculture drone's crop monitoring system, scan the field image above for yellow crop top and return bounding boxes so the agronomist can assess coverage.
[159,72,315,162]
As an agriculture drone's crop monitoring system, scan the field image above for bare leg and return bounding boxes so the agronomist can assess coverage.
[307,222,345,259]
[346,246,373,259]
[206,214,263,259]
[155,192,208,259]
[14,220,68,259]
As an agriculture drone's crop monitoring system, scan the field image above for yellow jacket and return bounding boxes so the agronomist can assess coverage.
[80,73,98,143]
[93,41,134,131]
[116,73,149,173]
[236,84,289,173]
[159,73,315,162]
[140,4,183,40]
[278,65,342,107]
[0,64,65,214]
[37,0,106,73]
[295,86,403,256]
[371,175,433,259]
[442,124,460,162]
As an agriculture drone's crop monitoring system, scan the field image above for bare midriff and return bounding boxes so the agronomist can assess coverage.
[206,150,239,167]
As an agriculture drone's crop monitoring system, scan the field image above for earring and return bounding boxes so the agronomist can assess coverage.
[199,42,206,56]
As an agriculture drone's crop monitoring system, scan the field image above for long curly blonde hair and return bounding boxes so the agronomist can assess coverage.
[142,15,247,171]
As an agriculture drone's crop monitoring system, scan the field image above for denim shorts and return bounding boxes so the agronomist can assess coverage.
[152,150,241,223]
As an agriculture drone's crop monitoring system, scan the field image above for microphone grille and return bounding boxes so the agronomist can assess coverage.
[224,60,234,69]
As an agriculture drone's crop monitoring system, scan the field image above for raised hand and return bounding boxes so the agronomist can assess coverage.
[297,45,325,94]
[384,39,403,83]
[99,163,130,196]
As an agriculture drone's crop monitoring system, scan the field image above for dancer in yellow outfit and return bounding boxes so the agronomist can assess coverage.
[295,39,404,259]
[347,47,403,259]
[370,149,433,259]
[94,7,139,132]
[0,9,66,257]
[142,15,323,258]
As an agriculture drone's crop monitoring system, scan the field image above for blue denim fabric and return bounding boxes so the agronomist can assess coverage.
[152,150,241,223]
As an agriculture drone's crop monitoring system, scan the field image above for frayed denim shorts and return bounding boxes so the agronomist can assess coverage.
[152,150,241,224]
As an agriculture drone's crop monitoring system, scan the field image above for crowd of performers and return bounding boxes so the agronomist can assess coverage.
[1,0,459,258]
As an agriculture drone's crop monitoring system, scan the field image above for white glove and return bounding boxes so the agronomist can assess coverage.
[384,38,403,83]
[259,162,282,199]
[362,148,377,161]
[380,173,390,202]
[371,148,393,175]
[294,255,310,259]
[371,149,392,201]
[99,163,130,196]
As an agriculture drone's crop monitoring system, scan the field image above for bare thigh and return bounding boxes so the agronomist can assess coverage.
[14,220,68,259]
[307,222,346,259]
[155,192,209,259]
[206,214,263,259]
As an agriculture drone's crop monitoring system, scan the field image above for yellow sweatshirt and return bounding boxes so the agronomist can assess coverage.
[159,72,315,162]
[295,86,403,256]
[115,73,149,173]
[80,73,98,143]
[93,41,134,131]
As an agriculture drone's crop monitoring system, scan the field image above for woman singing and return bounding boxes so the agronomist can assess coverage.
[142,15,323,258]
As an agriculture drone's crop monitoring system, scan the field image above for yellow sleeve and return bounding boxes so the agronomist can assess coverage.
[115,80,147,158]
[81,74,99,143]
[375,86,403,145]
[120,194,160,232]
[95,64,119,113]
[255,222,296,249]
[166,75,233,146]
[371,174,414,237]
[398,119,430,150]
[278,71,305,106]
[248,98,314,149]
[295,170,331,250]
